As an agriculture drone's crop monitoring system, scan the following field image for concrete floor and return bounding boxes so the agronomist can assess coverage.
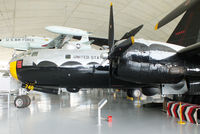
[0,89,199,134]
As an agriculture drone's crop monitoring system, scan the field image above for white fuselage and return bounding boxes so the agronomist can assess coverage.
[11,38,184,68]
[0,36,52,50]
[12,49,109,67]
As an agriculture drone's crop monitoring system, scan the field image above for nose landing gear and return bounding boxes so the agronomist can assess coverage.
[14,83,34,108]
[14,95,31,108]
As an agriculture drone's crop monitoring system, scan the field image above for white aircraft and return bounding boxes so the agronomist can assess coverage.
[0,36,53,51]
[45,26,94,50]
[0,26,95,51]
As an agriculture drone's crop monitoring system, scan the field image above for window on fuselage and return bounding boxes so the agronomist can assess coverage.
[87,62,99,65]
[65,55,71,59]
[38,61,57,67]
[60,61,82,67]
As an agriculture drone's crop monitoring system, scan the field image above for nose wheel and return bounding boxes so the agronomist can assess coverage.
[14,95,31,108]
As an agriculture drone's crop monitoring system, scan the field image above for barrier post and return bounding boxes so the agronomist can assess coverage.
[136,96,141,108]
[98,98,108,126]
[177,102,186,125]
[195,108,199,125]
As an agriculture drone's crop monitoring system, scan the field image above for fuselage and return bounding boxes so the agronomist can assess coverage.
[9,38,200,90]
[9,48,141,89]
[0,36,52,50]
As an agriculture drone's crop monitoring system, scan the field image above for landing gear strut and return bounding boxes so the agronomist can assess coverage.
[14,95,31,108]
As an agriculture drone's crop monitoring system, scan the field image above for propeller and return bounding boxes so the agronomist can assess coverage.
[109,36,134,59]
[108,2,114,51]
[120,25,143,40]
[108,3,135,59]
[98,3,137,68]
[155,0,200,30]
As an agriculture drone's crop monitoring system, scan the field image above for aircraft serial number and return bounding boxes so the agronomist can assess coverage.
[73,55,100,59]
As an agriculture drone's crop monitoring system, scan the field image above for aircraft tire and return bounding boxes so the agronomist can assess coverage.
[14,96,27,108]
[127,89,141,98]
[132,89,142,98]
[23,95,31,107]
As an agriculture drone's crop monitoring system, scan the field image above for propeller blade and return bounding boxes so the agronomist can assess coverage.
[108,2,114,51]
[109,36,134,59]
[155,0,200,30]
[120,25,143,40]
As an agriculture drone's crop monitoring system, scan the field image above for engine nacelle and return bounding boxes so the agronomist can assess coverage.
[115,42,185,84]
[142,87,160,96]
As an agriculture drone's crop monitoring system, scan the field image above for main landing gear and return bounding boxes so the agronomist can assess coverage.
[127,89,142,98]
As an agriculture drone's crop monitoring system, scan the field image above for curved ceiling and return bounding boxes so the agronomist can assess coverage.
[0,0,184,62]
[0,0,183,40]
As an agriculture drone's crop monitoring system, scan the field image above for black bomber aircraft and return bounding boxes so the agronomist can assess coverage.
[9,0,200,108]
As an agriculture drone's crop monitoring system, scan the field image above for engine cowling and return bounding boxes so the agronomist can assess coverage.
[142,87,160,96]
[115,42,185,84]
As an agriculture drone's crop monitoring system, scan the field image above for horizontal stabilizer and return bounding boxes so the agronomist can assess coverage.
[177,42,200,57]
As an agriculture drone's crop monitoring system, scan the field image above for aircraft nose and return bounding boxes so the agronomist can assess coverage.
[9,61,18,80]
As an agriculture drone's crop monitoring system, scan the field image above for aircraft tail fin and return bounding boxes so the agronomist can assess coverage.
[167,4,200,47]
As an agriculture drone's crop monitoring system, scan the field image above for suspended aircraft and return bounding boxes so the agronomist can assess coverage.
[9,0,200,108]
[0,26,93,51]
[0,36,52,51]
[46,26,94,50]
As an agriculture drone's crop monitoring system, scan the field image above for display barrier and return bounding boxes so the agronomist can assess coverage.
[98,98,108,126]
[167,101,200,124]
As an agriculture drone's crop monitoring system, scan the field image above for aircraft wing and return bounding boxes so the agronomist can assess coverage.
[47,34,66,48]
[177,42,200,57]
